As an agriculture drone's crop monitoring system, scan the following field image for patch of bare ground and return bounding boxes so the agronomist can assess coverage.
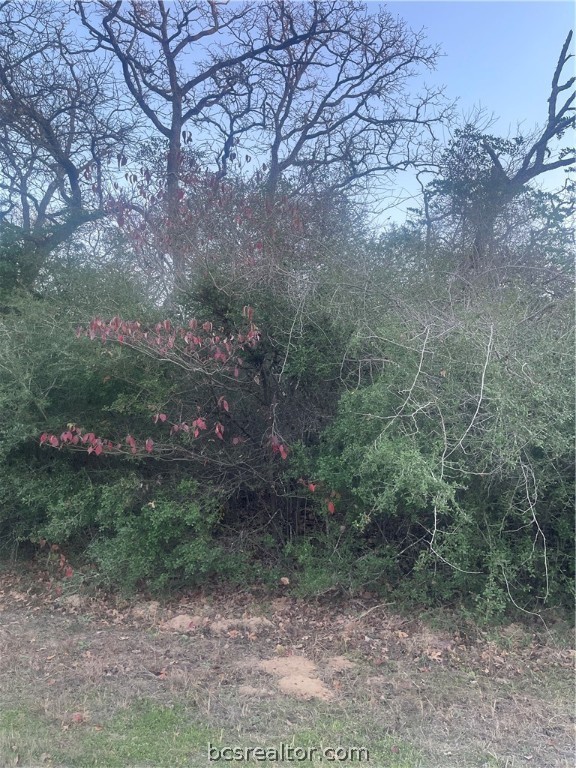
[0,565,573,767]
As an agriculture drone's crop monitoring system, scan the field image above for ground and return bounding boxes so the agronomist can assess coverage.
[0,564,573,768]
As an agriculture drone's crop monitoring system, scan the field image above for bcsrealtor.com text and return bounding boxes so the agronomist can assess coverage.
[207,743,370,762]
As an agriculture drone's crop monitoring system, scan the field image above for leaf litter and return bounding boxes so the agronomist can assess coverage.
[0,564,573,767]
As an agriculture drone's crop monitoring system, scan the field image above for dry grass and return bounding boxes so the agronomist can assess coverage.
[0,567,573,767]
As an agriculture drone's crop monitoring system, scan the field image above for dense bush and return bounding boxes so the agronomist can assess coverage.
[0,204,573,617]
[2,253,574,616]
[311,283,574,616]
[0,262,354,589]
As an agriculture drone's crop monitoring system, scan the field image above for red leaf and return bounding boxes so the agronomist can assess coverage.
[308,483,316,493]
[49,435,59,448]
[215,422,224,440]
[327,501,336,515]
[94,444,103,456]
[145,438,154,453]
[64,566,74,578]
[40,433,48,445]
[126,435,136,449]
[279,445,288,460]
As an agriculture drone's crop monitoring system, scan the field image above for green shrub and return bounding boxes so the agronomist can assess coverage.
[312,287,574,615]
[86,479,245,591]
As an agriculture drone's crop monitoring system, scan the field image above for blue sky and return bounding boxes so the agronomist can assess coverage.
[385,1,573,133]
[378,1,574,218]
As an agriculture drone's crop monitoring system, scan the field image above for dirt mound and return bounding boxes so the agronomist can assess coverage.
[259,655,334,701]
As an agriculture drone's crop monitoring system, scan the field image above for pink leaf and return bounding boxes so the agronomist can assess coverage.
[145,438,154,453]
[215,422,224,440]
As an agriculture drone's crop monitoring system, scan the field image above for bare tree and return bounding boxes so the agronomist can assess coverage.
[75,0,333,292]
[422,31,575,271]
[0,0,133,291]
[75,1,450,294]
[227,1,445,200]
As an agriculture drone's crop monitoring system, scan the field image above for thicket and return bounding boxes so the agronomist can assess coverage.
[1,199,574,619]
[0,2,573,619]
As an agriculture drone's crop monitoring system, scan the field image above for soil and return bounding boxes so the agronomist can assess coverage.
[0,563,573,767]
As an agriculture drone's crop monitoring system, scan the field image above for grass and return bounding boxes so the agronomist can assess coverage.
[1,701,208,767]
[0,700,419,767]
[0,568,573,768]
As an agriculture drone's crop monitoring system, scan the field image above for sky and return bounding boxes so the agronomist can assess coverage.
[376,0,575,220]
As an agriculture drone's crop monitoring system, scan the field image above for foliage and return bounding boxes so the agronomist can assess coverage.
[0,9,573,617]
[312,283,574,616]
[86,479,241,592]
[414,121,575,274]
